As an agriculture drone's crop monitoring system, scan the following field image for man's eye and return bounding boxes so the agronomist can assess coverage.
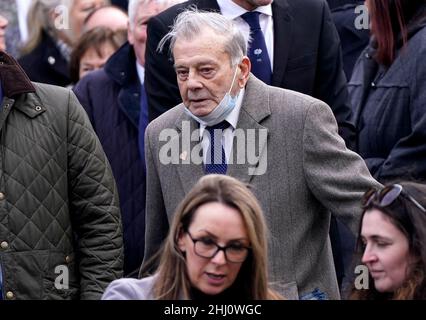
[176,70,188,80]
[200,68,213,74]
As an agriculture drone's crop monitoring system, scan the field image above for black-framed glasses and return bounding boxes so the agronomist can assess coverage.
[187,232,250,263]
[362,184,426,213]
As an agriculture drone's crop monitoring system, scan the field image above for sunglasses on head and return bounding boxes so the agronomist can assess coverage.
[362,184,426,213]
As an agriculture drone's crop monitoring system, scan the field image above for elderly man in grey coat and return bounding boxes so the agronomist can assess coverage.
[142,9,381,299]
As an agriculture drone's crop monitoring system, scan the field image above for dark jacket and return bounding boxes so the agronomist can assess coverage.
[349,13,426,182]
[73,43,146,276]
[18,31,71,87]
[331,3,370,79]
[145,0,355,147]
[0,51,123,300]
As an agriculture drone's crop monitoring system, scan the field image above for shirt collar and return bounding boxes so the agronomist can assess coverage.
[216,0,273,19]
[136,61,145,85]
[199,87,245,138]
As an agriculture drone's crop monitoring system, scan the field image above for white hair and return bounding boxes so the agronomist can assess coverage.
[158,8,249,66]
[128,0,181,30]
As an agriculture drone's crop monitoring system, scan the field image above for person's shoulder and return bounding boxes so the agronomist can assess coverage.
[409,25,426,50]
[74,69,112,92]
[147,104,185,132]
[32,82,72,103]
[102,275,157,300]
[264,81,323,109]
[284,0,326,12]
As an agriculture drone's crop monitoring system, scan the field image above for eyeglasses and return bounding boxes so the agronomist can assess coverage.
[362,184,426,213]
[186,232,250,263]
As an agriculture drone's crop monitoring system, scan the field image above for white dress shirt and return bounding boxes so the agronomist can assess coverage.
[136,62,145,85]
[217,0,274,70]
[199,88,245,164]
[16,0,31,43]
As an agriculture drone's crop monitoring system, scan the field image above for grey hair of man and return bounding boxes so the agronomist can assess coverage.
[157,8,249,67]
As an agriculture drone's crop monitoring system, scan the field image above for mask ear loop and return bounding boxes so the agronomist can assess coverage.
[228,65,240,95]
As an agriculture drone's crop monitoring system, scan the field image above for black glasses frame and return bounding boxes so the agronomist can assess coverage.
[186,231,250,263]
[362,184,426,213]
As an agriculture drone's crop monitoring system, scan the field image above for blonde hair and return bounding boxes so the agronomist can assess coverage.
[21,0,72,54]
[147,174,282,300]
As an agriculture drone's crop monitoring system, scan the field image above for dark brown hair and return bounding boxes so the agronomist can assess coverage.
[367,0,426,66]
[350,181,426,300]
[69,27,127,83]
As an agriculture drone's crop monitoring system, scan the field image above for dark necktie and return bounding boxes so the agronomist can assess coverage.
[204,121,230,175]
[241,11,272,85]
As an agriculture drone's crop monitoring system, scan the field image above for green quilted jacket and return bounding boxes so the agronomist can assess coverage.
[0,51,123,299]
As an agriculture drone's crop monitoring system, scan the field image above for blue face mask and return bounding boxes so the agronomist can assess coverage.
[184,66,240,127]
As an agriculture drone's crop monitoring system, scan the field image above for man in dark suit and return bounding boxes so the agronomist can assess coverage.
[144,0,355,147]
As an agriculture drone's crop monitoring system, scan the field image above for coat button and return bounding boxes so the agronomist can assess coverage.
[0,241,8,249]
[65,255,71,263]
[35,105,42,111]
[48,56,56,65]
[0,192,5,200]
[365,52,371,59]
[6,291,14,299]
[371,82,376,87]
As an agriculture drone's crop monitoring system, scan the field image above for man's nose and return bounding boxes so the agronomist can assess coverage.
[186,71,203,90]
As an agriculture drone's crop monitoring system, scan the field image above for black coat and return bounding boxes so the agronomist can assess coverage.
[73,43,146,276]
[349,19,426,182]
[144,0,355,147]
[331,3,370,79]
[18,31,71,87]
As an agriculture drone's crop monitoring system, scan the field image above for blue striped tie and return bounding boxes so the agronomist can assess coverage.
[204,121,230,174]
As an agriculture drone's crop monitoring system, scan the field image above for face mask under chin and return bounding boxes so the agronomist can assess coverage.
[184,66,240,127]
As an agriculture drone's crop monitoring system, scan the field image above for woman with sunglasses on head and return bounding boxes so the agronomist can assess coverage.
[350,182,426,300]
[102,174,283,300]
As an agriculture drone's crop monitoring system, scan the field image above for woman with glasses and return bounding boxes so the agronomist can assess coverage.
[350,182,426,299]
[102,174,282,300]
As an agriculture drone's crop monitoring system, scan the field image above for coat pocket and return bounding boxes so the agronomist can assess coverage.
[43,251,80,300]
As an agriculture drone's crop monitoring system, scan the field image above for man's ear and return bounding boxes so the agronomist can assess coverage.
[127,22,134,45]
[238,56,251,88]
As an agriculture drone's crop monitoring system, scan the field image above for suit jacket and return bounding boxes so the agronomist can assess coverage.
[143,75,380,299]
[144,0,355,147]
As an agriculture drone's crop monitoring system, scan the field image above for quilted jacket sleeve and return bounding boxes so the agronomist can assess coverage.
[66,91,124,299]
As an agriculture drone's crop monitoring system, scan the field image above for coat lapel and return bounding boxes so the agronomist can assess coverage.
[271,0,293,86]
[174,110,205,194]
[227,75,270,184]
